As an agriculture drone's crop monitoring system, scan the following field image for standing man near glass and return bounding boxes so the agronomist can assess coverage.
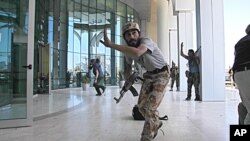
[232,24,250,124]
[180,42,200,101]
[101,22,169,141]
[93,58,106,96]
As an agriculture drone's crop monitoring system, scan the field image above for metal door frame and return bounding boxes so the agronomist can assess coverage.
[0,0,35,128]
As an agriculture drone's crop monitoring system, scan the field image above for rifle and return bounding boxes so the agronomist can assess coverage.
[114,72,143,104]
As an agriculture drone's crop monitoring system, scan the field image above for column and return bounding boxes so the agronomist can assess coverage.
[59,0,68,87]
[196,0,225,101]
[52,0,60,88]
[174,0,196,92]
[157,0,170,63]
[178,12,195,92]
[147,0,157,42]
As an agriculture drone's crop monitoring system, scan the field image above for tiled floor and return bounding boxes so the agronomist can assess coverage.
[0,85,241,141]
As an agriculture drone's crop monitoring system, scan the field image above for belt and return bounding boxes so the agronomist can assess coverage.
[234,66,250,73]
[148,65,169,74]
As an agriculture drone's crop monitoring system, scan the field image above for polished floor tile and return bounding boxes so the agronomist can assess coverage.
[0,85,240,141]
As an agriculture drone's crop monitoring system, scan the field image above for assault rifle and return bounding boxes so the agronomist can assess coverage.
[114,72,143,104]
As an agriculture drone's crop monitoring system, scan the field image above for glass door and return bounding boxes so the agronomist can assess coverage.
[0,0,35,128]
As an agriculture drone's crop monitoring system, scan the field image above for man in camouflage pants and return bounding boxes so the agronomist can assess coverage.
[138,71,169,140]
[101,22,169,141]
[169,61,179,91]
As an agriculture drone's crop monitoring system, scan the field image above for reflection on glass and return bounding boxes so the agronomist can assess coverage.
[0,0,29,120]
[37,0,139,88]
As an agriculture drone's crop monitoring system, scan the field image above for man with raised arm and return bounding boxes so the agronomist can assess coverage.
[101,22,170,141]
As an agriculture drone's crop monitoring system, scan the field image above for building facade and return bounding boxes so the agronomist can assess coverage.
[0,0,225,129]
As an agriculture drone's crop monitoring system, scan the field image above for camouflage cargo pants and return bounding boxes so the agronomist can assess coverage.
[187,72,200,98]
[138,70,169,141]
[170,74,179,89]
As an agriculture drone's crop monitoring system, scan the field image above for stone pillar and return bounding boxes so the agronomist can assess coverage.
[196,0,225,101]
[140,19,147,37]
[178,12,195,92]
[59,0,68,87]
[52,0,60,88]
[147,0,157,43]
[174,0,196,92]
[157,0,170,63]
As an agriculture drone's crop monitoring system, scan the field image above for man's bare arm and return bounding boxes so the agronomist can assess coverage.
[95,69,99,83]
[180,42,189,60]
[101,28,147,57]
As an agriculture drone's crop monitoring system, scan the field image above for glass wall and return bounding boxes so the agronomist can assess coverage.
[0,0,30,120]
[34,0,140,91]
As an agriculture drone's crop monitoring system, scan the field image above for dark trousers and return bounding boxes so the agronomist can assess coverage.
[94,76,105,95]
[238,102,247,125]
[94,84,105,95]
[187,72,200,98]
[170,76,179,89]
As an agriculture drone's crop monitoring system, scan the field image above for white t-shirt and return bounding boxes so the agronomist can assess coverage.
[125,37,167,71]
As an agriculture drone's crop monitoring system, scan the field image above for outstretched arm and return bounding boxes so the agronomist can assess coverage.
[100,28,147,57]
[180,42,189,60]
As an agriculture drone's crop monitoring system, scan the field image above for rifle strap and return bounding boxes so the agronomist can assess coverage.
[129,86,139,96]
[159,115,168,120]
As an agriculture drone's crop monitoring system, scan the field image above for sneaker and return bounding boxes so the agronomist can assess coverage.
[153,121,163,139]
[102,87,106,93]
[96,94,102,96]
[169,89,173,91]
[185,97,191,101]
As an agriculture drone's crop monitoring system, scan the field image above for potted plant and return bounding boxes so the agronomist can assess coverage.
[82,74,90,91]
[119,71,125,88]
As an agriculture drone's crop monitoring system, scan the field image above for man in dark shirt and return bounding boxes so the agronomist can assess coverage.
[233,24,250,125]
[180,42,200,101]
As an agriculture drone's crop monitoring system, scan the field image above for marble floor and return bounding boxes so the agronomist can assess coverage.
[0,85,241,141]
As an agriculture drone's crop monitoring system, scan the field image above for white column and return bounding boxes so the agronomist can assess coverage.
[197,0,225,101]
[157,0,170,63]
[168,0,178,65]
[174,0,196,92]
[178,12,194,92]
[169,29,178,64]
[140,19,147,37]
[27,0,36,124]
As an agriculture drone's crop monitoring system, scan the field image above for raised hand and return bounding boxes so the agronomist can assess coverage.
[100,28,113,47]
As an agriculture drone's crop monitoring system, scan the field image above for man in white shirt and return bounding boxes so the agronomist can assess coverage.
[101,22,170,141]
